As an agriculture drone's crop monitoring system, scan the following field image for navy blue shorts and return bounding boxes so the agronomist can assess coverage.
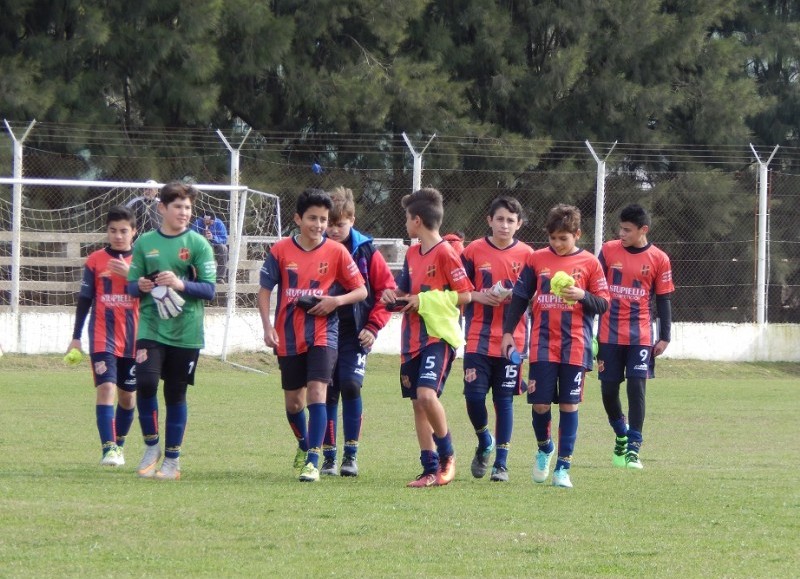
[400,342,455,400]
[332,332,368,389]
[90,352,136,391]
[597,343,653,382]
[278,346,337,391]
[463,352,523,399]
[527,361,585,405]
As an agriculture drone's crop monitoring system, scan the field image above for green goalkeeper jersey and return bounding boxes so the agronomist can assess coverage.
[128,229,216,348]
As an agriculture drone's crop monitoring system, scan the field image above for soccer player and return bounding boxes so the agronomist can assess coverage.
[380,188,474,488]
[258,188,367,483]
[321,187,396,477]
[67,205,139,467]
[461,196,533,482]
[597,203,674,469]
[502,204,609,488]
[127,182,217,481]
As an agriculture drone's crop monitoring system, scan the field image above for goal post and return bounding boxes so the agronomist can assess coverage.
[0,177,281,364]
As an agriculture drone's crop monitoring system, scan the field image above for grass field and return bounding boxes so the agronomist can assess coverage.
[1,354,798,577]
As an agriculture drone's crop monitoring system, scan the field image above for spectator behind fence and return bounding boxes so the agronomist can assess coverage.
[191,211,229,283]
[125,180,161,233]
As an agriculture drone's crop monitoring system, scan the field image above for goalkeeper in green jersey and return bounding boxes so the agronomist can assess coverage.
[127,182,216,481]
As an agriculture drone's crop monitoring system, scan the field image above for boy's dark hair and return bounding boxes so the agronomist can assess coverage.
[160,182,198,206]
[401,187,443,230]
[545,204,581,234]
[619,204,651,228]
[328,186,356,222]
[296,188,332,217]
[489,196,526,223]
[107,205,136,228]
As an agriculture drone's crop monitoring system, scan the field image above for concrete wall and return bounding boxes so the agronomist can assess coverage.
[2,310,798,362]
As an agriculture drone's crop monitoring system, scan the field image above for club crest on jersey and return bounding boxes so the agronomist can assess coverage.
[94,361,107,375]
[426,264,436,278]
[318,261,329,275]
[511,261,522,275]
[464,368,477,383]
[179,247,190,261]
[136,348,148,364]
[641,265,651,276]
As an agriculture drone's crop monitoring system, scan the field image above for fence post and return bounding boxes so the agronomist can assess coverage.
[585,140,617,255]
[402,132,436,192]
[3,119,36,353]
[749,144,779,325]
[217,128,252,361]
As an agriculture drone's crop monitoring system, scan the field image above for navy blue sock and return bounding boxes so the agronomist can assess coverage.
[306,403,326,468]
[286,409,308,452]
[137,395,159,446]
[432,430,454,460]
[556,409,578,471]
[421,449,439,474]
[115,405,135,448]
[466,398,493,449]
[323,402,338,460]
[627,428,643,453]
[164,403,187,460]
[96,404,115,451]
[610,415,628,438]
[493,397,514,467]
[532,409,554,454]
[342,396,362,457]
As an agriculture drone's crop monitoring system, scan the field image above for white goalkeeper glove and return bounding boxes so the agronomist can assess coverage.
[151,285,185,319]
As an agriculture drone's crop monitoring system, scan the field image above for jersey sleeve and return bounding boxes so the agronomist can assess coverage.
[79,257,96,300]
[442,249,473,293]
[259,250,281,291]
[194,234,217,283]
[513,254,539,300]
[654,251,675,295]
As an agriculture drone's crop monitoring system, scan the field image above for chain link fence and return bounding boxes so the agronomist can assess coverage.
[2,125,799,325]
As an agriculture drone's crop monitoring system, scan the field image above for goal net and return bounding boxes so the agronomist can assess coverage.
[0,178,281,364]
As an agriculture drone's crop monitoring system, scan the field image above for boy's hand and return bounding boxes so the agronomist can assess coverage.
[263,325,279,348]
[66,339,83,355]
[358,329,376,348]
[153,270,185,292]
[308,295,339,316]
[138,276,156,293]
[381,289,398,304]
[107,256,129,278]
[472,290,504,307]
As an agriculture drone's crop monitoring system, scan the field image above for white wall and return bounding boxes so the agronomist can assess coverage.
[2,310,798,362]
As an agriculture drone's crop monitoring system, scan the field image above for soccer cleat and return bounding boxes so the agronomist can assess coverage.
[100,446,124,467]
[532,448,555,483]
[320,457,339,476]
[612,435,628,468]
[293,447,307,472]
[137,444,162,478]
[435,454,456,486]
[340,455,359,477]
[299,462,320,482]
[154,457,181,481]
[490,465,509,482]
[552,467,573,488]
[407,473,439,488]
[625,451,644,470]
[470,435,495,479]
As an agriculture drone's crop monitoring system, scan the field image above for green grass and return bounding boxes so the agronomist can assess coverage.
[1,354,798,577]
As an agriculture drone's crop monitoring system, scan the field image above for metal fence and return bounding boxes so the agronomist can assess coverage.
[2,122,799,325]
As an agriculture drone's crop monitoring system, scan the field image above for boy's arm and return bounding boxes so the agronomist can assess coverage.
[257,287,279,348]
[214,221,228,244]
[362,250,397,336]
[69,263,95,352]
[654,293,673,356]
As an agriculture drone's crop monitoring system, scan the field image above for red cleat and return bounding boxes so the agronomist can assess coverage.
[435,454,456,486]
[407,472,439,488]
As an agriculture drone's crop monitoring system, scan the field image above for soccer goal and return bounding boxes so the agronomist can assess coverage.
[0,177,281,364]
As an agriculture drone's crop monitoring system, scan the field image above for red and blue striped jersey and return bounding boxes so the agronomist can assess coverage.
[462,237,533,357]
[598,240,674,346]
[80,248,138,357]
[260,237,365,356]
[514,247,609,368]
[395,240,473,361]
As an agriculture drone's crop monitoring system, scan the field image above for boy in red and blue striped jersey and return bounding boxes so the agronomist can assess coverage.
[597,204,674,470]
[502,204,609,488]
[258,189,367,482]
[68,205,139,467]
[461,196,533,482]
[381,188,474,488]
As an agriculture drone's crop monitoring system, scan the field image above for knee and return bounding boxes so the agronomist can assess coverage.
[163,382,188,406]
[339,381,361,401]
[136,373,159,400]
[118,389,136,409]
